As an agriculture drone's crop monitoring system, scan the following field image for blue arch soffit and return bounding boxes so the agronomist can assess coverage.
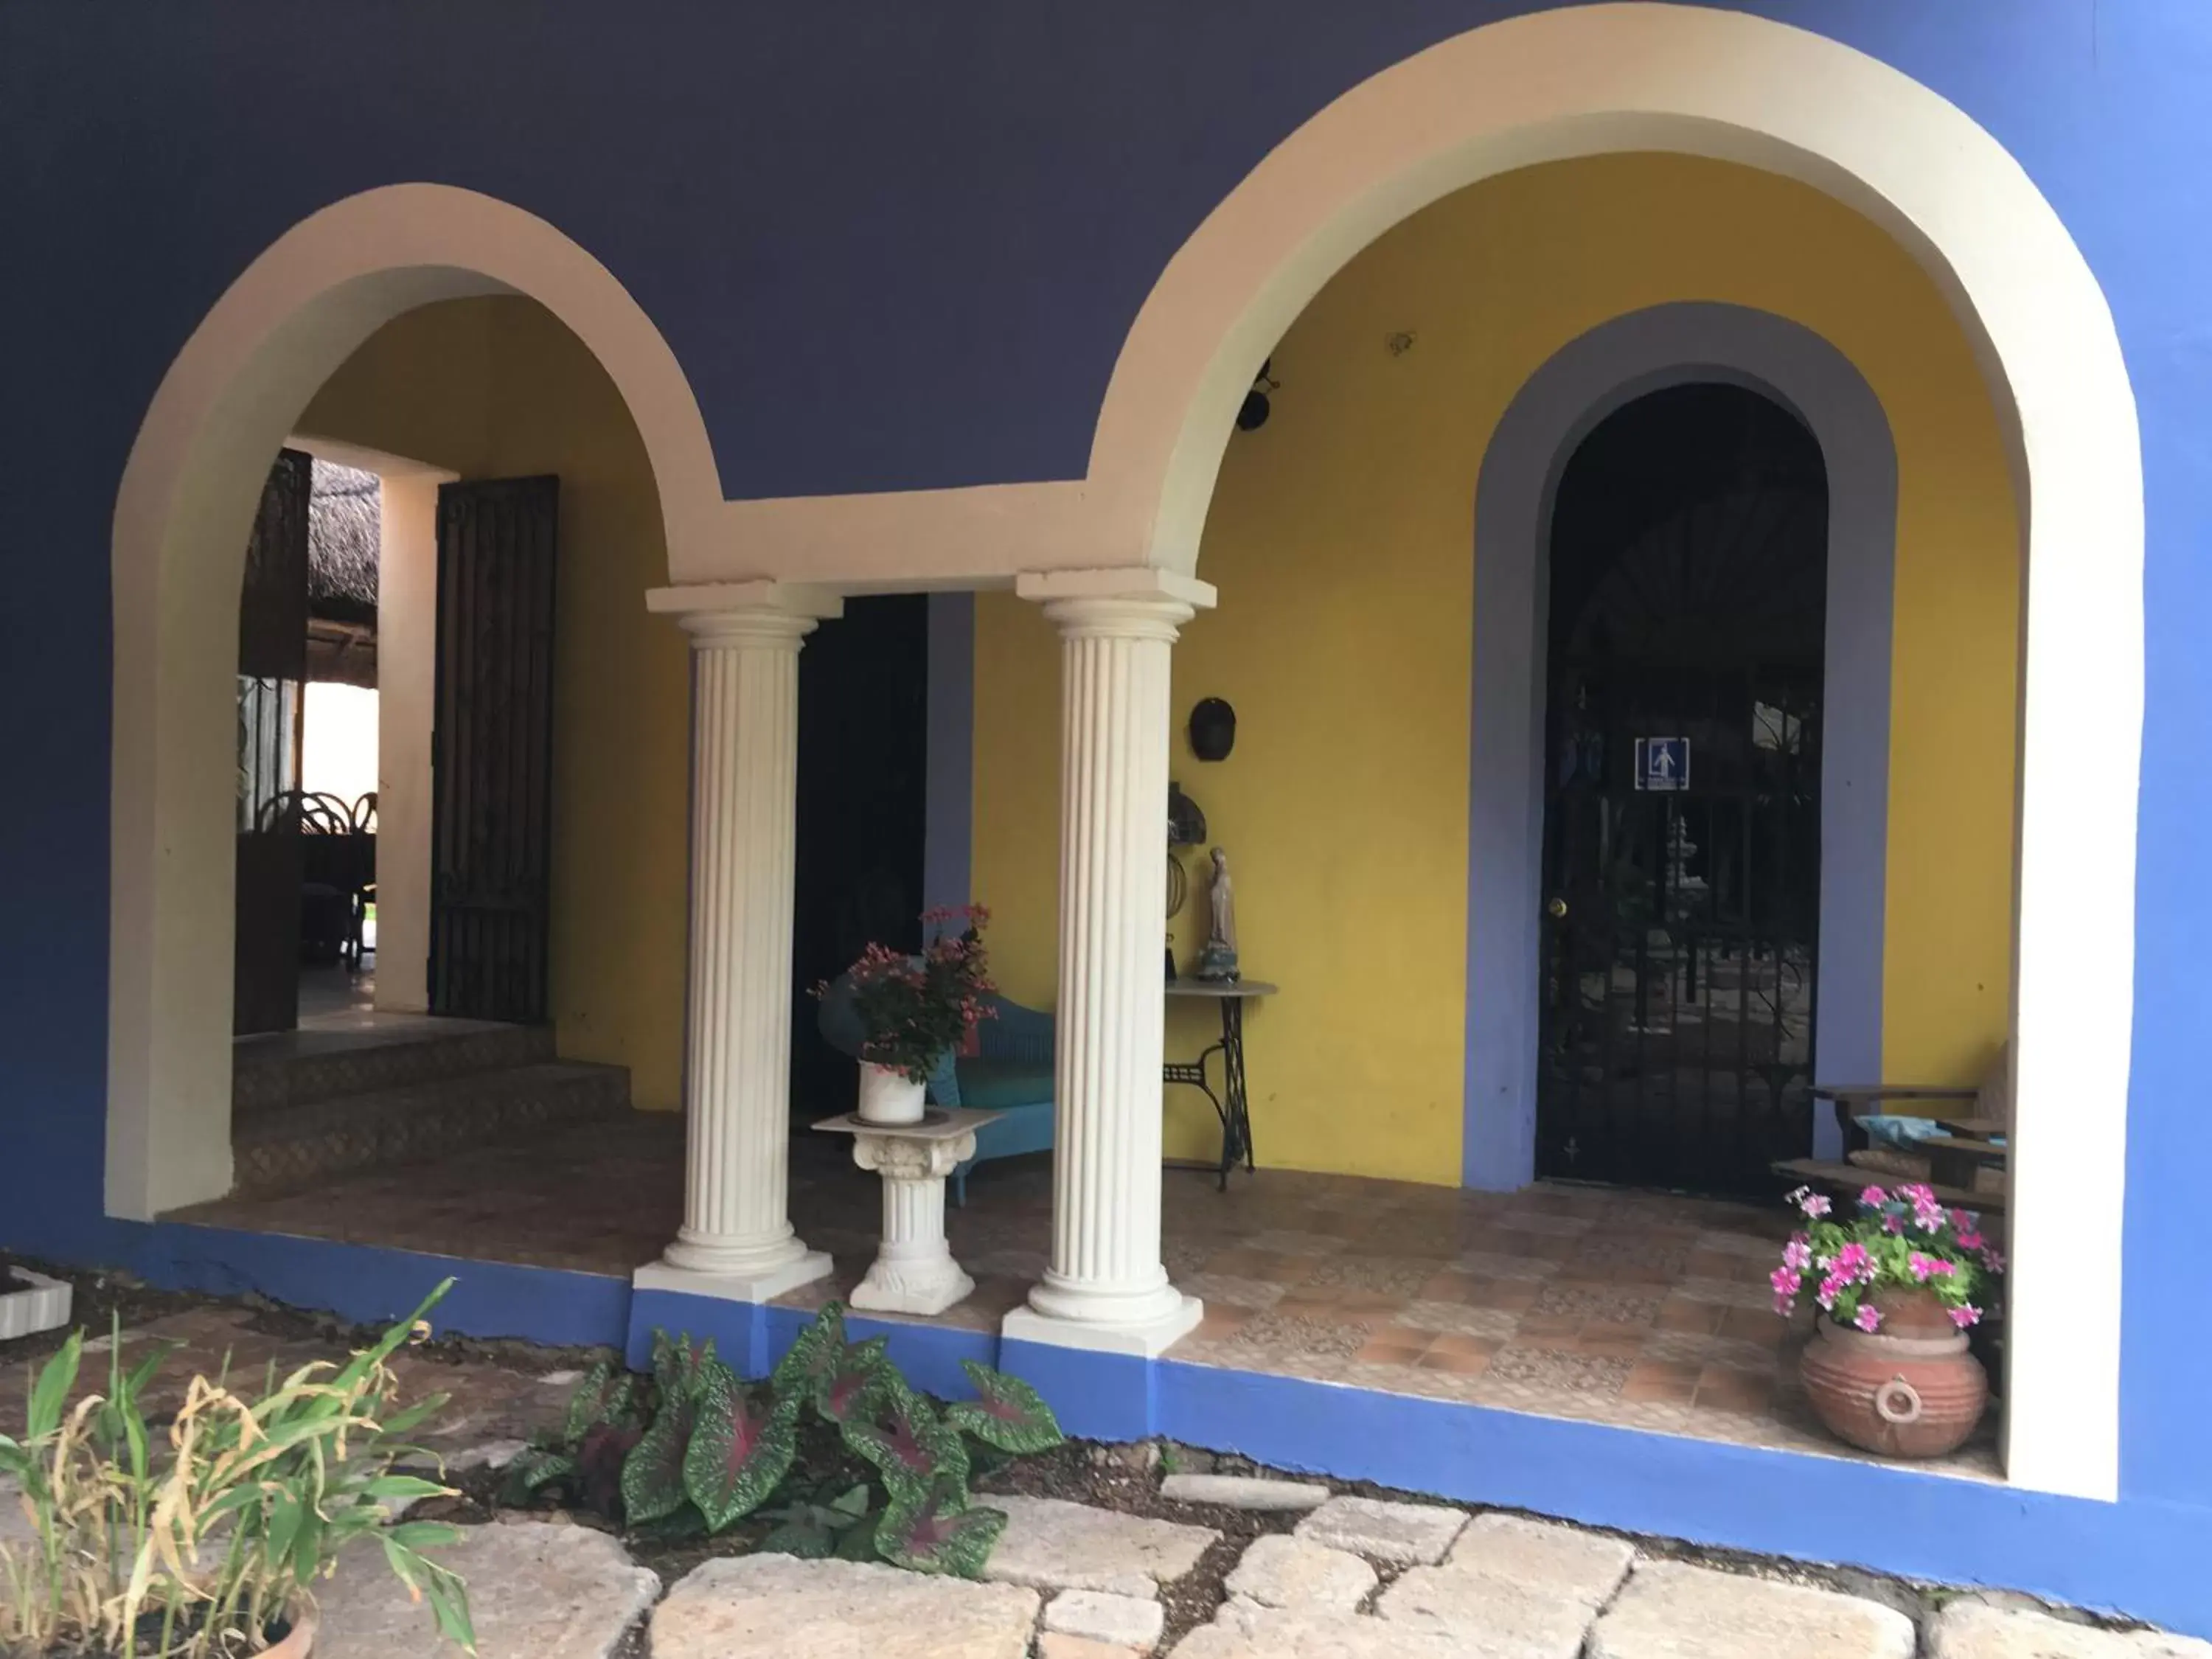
[1463,301,1899,1192]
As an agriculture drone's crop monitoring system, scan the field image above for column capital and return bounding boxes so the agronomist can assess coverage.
[647,580,844,647]
[1016,568,1217,640]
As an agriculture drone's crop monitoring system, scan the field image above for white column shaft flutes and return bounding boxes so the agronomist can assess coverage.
[651,605,831,1298]
[1006,584,1208,1355]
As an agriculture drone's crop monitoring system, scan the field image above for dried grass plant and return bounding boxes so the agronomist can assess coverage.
[0,1281,473,1657]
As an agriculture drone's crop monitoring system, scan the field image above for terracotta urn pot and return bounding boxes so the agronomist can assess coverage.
[260,1603,319,1658]
[1798,1290,1988,1458]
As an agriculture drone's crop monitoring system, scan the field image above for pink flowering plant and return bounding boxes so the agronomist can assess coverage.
[1771,1183,2003,1335]
[821,906,997,1083]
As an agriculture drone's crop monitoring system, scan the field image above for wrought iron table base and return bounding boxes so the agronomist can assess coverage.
[1164,989,1265,1191]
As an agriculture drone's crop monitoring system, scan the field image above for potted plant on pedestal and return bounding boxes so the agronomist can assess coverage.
[823,907,995,1127]
[1773,1183,2006,1458]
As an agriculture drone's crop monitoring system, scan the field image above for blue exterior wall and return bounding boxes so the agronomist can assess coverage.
[7,0,2212,1624]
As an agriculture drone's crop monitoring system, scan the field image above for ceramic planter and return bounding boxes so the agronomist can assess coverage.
[1799,1290,1988,1458]
[856,1061,927,1126]
[261,1602,319,1658]
[0,1265,72,1342]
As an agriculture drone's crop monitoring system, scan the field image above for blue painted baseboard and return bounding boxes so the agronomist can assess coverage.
[13,1231,2212,1636]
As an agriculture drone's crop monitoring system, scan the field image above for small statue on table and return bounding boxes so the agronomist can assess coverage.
[1195,846,1241,983]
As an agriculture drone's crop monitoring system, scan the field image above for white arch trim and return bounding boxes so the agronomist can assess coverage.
[1072,4,2140,1506]
[108,183,723,1228]
[1466,302,1897,1194]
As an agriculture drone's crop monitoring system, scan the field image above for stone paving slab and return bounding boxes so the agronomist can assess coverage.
[1222,1534,1377,1614]
[1040,1636,1146,1659]
[1588,1561,1916,1659]
[1169,1600,1469,1658]
[983,1494,1217,1599]
[1293,1495,1469,1567]
[1161,1472,1330,1512]
[1932,1600,2212,1658]
[1377,1566,1601,1659]
[314,1520,657,1659]
[1047,1587,1166,1652]
[1443,1512,1635,1604]
[652,1554,1040,1659]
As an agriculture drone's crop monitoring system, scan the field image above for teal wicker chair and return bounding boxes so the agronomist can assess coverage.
[815,978,1057,1204]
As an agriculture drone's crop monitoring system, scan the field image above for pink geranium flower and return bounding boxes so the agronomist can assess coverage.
[1907,1251,1938,1282]
[1950,1304,1982,1329]
[1782,1235,1811,1271]
[1853,1304,1883,1333]
[1790,1188,1832,1220]
[1857,1186,1890,1208]
[1832,1242,1873,1282]
[1815,1273,1845,1311]
[1882,1213,1905,1234]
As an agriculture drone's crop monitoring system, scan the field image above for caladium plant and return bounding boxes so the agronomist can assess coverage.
[841,1380,970,1503]
[525,1301,1067,1579]
[945,1359,1065,1455]
[681,1360,801,1531]
[874,1475,1009,1579]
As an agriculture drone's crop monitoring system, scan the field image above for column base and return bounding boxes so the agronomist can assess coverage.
[852,1252,975,1317]
[1003,1290,1204,1358]
[635,1248,833,1306]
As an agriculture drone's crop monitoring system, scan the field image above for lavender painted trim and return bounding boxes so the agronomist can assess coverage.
[924,592,976,916]
[1464,302,1897,1191]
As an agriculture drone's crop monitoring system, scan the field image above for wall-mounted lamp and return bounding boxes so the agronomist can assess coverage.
[1237,358,1280,432]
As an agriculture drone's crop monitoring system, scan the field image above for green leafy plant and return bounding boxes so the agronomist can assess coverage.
[522,1301,1063,1578]
[0,1282,474,1658]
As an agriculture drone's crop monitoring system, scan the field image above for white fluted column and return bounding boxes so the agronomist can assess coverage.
[1004,569,1215,1357]
[636,586,839,1303]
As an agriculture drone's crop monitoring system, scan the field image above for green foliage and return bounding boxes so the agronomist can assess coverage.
[0,1283,474,1658]
[945,1360,1064,1455]
[874,1476,1009,1578]
[681,1360,800,1531]
[529,1301,1064,1579]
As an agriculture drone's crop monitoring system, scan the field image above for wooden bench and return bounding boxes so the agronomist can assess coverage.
[1772,1053,2010,1214]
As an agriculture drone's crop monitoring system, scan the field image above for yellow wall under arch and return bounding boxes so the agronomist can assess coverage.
[973,153,2020,1184]
[301,297,690,1112]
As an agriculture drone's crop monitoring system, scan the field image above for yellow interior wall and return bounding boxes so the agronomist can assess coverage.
[299,298,690,1110]
[972,153,2020,1185]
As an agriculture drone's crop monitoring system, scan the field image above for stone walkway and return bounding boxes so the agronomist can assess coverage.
[0,1304,2198,1656]
[219,1492,2211,1658]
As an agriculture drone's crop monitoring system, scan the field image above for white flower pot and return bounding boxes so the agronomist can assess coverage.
[857,1061,927,1125]
[0,1265,73,1342]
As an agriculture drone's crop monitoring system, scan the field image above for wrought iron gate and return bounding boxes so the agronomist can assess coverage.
[1534,386,1828,1196]
[429,476,560,1023]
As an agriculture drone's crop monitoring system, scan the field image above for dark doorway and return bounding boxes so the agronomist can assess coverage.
[790,595,931,1112]
[428,476,560,1023]
[1534,383,1828,1196]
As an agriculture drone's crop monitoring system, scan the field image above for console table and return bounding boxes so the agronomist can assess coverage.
[1164,979,1277,1190]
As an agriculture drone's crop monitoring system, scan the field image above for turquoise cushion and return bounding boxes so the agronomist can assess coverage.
[953,1057,1055,1110]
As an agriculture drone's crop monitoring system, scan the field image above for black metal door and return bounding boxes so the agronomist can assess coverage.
[1535,386,1827,1196]
[429,476,559,1023]
[232,448,312,1037]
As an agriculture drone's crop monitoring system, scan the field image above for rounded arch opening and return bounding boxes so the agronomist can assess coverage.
[108,184,720,1228]
[1079,5,2140,1505]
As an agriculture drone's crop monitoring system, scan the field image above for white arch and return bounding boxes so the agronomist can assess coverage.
[108,184,723,1228]
[1069,5,2140,1505]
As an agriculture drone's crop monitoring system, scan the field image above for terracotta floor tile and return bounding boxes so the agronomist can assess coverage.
[176,1112,2002,1480]
[1354,1330,1434,1366]
[1621,1360,1704,1403]
[1694,1363,1776,1413]
[1654,1296,1729,1335]
[1416,1348,1495,1377]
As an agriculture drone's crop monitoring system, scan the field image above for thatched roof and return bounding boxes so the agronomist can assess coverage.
[307,460,378,624]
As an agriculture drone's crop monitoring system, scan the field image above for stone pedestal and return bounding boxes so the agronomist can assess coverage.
[816,1109,998,1315]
